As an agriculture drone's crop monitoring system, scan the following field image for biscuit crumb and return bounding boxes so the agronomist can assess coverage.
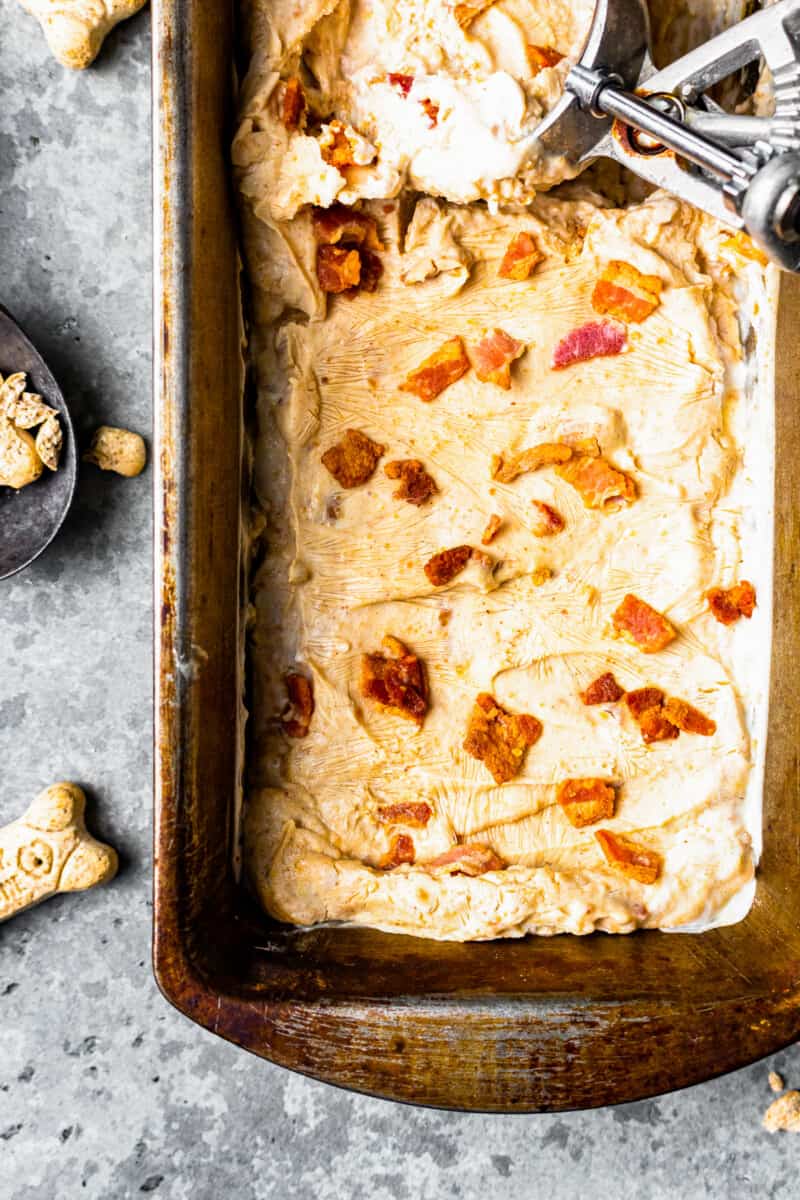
[769,1070,785,1094]
[83,426,147,477]
[763,1090,800,1132]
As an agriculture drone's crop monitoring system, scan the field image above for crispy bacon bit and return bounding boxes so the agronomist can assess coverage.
[530,499,564,536]
[481,513,503,545]
[557,778,616,828]
[556,453,636,509]
[453,0,496,28]
[532,565,552,586]
[282,673,314,738]
[591,261,664,323]
[426,843,505,875]
[400,337,471,401]
[638,707,680,744]
[380,833,416,869]
[612,594,677,654]
[463,692,542,784]
[319,119,359,169]
[356,249,384,294]
[420,98,440,127]
[312,204,384,252]
[377,802,433,828]
[321,428,384,488]
[565,435,601,457]
[388,72,414,96]
[707,581,757,625]
[316,245,362,294]
[280,77,306,131]
[581,672,625,705]
[361,635,429,725]
[491,442,572,484]
[528,44,564,72]
[498,231,544,281]
[424,545,473,586]
[595,829,663,884]
[624,687,665,719]
[552,319,627,370]
[384,459,437,506]
[662,697,716,737]
[471,328,526,389]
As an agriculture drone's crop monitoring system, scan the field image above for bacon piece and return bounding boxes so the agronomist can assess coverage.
[316,245,361,294]
[612,594,676,654]
[552,319,627,370]
[420,98,439,127]
[356,249,383,295]
[282,673,314,738]
[388,73,414,96]
[498,231,543,281]
[581,672,624,705]
[595,829,663,884]
[591,261,664,323]
[491,442,573,483]
[662,697,716,737]
[424,545,472,586]
[557,778,616,828]
[380,833,416,869]
[527,44,564,72]
[463,692,542,784]
[556,452,636,509]
[638,707,680,744]
[532,565,552,586]
[384,459,437,506]
[481,513,503,545]
[624,687,665,718]
[452,0,496,28]
[707,581,756,626]
[321,428,384,487]
[319,119,360,169]
[280,77,306,131]
[530,499,564,536]
[471,328,526,389]
[425,843,505,875]
[312,203,384,252]
[377,802,433,828]
[361,635,429,725]
[400,337,470,401]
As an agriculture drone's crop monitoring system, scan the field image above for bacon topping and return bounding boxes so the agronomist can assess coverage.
[380,833,416,869]
[424,545,473,586]
[595,829,662,884]
[312,204,384,252]
[624,687,665,719]
[556,452,636,509]
[707,581,756,626]
[388,72,414,96]
[638,707,680,744]
[400,337,471,401]
[552,319,627,370]
[316,245,362,294]
[471,328,526,389]
[361,635,429,725]
[280,77,306,131]
[452,0,497,28]
[425,843,505,875]
[557,778,616,828]
[481,513,503,545]
[321,428,384,487]
[282,673,315,738]
[612,594,677,654]
[530,499,564,536]
[498,231,544,281]
[420,98,440,127]
[384,459,437,506]
[581,672,625,705]
[463,692,542,784]
[528,44,564,72]
[377,802,433,828]
[491,442,573,483]
[532,565,552,586]
[592,261,663,323]
[662,697,717,737]
[319,119,360,169]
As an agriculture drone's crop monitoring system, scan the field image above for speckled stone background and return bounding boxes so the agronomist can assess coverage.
[0,5,798,1197]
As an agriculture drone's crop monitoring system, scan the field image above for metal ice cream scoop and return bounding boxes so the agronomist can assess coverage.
[531,0,800,270]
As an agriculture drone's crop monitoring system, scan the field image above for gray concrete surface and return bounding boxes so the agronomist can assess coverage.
[0,5,798,1198]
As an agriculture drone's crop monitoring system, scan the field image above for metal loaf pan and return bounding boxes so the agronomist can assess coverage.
[153,0,800,1110]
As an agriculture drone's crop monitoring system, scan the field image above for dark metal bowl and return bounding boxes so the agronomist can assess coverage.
[0,305,78,580]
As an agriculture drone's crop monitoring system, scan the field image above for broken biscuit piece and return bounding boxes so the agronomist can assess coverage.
[20,0,148,69]
[763,1090,800,1133]
[84,425,147,477]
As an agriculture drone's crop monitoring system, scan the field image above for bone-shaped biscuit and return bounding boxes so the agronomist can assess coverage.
[19,0,148,69]
[0,782,117,921]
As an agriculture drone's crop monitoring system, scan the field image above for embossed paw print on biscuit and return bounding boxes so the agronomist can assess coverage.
[19,0,148,69]
[0,782,117,921]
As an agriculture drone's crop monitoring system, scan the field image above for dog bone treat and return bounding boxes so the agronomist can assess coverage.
[0,783,117,921]
[18,0,147,69]
[83,425,147,476]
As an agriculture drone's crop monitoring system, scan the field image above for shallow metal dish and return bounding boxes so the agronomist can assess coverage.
[152,0,800,1111]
